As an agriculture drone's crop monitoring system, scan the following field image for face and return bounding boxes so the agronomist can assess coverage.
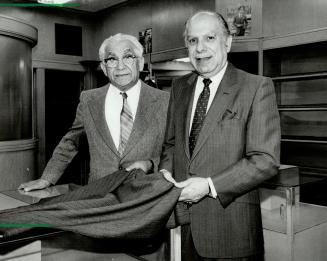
[100,39,144,91]
[186,13,232,78]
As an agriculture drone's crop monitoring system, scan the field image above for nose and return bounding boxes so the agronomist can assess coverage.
[117,58,125,69]
[196,40,205,52]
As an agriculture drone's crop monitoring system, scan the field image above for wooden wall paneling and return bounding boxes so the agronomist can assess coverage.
[151,0,214,53]
[97,0,152,47]
[35,68,46,177]
[0,7,98,63]
[98,0,214,62]
[262,28,327,50]
[0,139,37,190]
[151,48,188,63]
[263,0,327,37]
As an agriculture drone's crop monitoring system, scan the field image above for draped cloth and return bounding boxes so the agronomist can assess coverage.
[0,170,189,240]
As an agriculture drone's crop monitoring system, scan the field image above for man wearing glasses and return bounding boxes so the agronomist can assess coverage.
[19,33,169,196]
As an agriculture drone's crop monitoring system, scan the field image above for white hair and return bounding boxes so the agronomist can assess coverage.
[99,33,144,61]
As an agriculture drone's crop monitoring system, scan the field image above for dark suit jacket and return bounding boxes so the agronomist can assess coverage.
[42,82,170,184]
[159,64,281,258]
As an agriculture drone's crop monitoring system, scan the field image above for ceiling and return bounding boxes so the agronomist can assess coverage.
[15,0,129,12]
[66,0,129,12]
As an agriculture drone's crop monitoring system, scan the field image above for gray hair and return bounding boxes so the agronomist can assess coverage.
[184,11,231,46]
[99,33,144,61]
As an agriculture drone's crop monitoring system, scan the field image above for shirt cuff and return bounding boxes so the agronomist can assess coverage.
[207,177,217,198]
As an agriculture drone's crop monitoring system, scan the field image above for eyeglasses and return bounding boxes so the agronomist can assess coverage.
[103,54,137,68]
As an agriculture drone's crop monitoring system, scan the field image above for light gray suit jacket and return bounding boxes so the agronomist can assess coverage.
[42,82,170,185]
[159,64,281,258]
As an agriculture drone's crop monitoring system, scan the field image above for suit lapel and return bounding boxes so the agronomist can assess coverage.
[191,64,239,160]
[181,73,198,160]
[121,83,155,157]
[87,85,120,157]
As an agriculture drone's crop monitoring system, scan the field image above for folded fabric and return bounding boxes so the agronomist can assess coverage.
[0,170,189,240]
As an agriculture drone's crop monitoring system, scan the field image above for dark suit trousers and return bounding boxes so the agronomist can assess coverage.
[182,225,264,261]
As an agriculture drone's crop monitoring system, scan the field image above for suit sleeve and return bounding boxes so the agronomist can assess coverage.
[158,81,176,174]
[41,92,86,185]
[212,78,281,207]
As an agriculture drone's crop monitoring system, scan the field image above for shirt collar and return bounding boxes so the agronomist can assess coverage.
[200,62,228,85]
[109,80,141,97]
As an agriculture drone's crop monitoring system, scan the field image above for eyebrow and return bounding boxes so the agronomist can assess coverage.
[107,48,134,57]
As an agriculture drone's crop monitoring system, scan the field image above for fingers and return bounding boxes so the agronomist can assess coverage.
[125,164,135,171]
[18,181,35,191]
[125,163,145,172]
[174,179,192,188]
[161,171,191,188]
[18,179,50,192]
[125,161,151,172]
[161,171,177,184]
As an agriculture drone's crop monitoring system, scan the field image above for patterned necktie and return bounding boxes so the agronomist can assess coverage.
[189,78,212,157]
[118,92,134,155]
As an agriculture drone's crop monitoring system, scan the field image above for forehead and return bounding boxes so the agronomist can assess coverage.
[105,39,135,56]
[187,14,220,36]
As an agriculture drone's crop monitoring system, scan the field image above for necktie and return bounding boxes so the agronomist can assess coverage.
[189,78,212,156]
[118,92,134,155]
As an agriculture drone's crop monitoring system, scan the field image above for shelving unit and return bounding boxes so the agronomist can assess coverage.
[262,38,327,181]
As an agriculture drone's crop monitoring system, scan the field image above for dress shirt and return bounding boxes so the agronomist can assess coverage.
[189,62,228,133]
[105,80,141,149]
[188,62,228,199]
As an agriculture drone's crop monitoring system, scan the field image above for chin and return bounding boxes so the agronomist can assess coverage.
[197,67,213,75]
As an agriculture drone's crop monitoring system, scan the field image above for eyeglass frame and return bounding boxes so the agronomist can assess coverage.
[103,53,138,68]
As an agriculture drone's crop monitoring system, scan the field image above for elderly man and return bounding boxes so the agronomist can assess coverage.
[19,33,169,194]
[160,11,280,261]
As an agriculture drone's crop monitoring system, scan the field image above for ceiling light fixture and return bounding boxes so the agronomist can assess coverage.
[37,0,72,4]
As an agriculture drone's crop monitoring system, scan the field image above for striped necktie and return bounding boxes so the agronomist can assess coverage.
[189,78,212,157]
[118,92,134,156]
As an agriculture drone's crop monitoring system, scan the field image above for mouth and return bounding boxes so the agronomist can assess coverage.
[195,56,212,62]
[115,73,130,78]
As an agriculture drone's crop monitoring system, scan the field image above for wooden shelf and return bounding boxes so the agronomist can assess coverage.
[278,105,327,111]
[272,72,327,81]
[281,139,327,144]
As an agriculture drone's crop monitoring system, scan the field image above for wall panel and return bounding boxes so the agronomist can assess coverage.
[263,0,327,37]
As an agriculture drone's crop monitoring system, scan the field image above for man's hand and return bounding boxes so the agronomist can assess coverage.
[126,160,153,173]
[176,177,210,203]
[18,179,51,192]
[162,171,210,203]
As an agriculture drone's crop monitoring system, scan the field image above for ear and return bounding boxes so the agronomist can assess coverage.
[100,62,108,77]
[225,35,233,53]
[138,56,145,72]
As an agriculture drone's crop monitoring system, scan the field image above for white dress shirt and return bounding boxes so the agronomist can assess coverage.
[105,80,141,149]
[188,62,228,198]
